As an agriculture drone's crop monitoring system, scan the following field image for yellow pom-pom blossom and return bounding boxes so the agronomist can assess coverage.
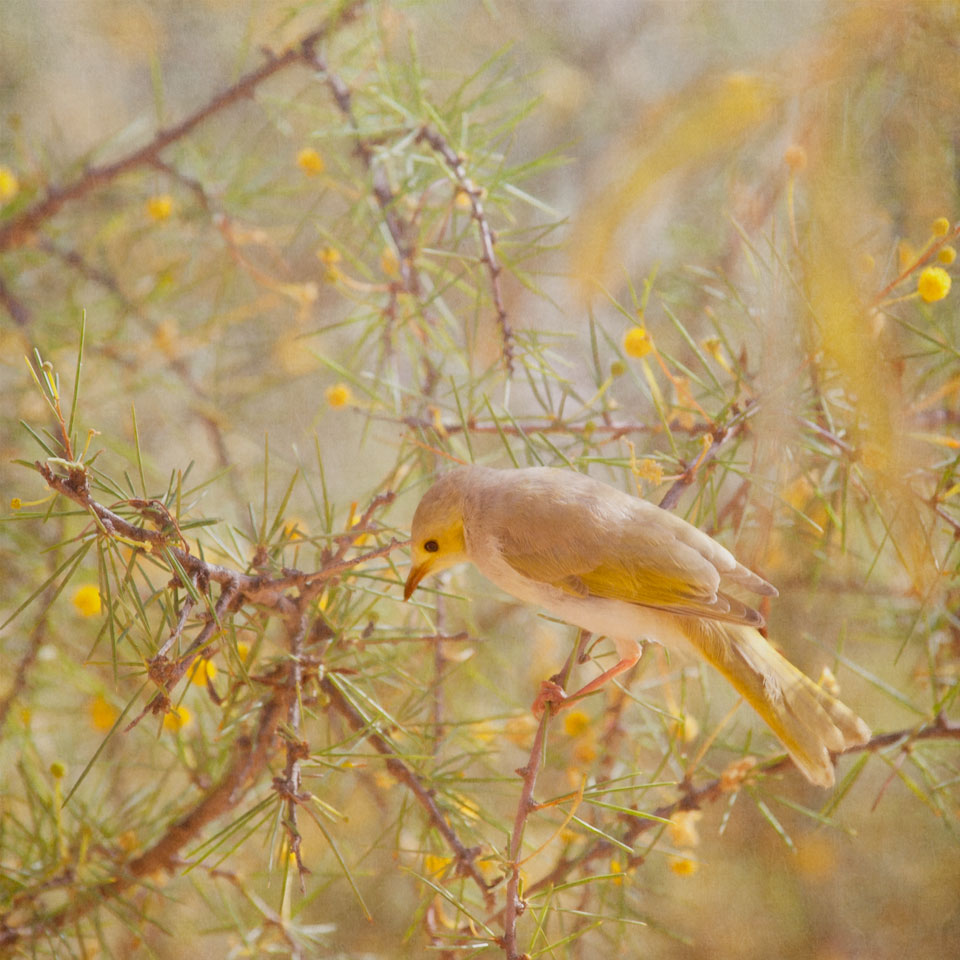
[189,658,218,686]
[163,705,192,732]
[635,458,664,487]
[563,710,591,738]
[118,830,138,853]
[668,857,699,877]
[670,712,700,743]
[424,853,451,878]
[317,245,342,283]
[146,194,173,220]
[917,266,952,303]
[297,147,325,175]
[72,585,102,617]
[932,217,951,238]
[284,517,307,540]
[325,383,353,408]
[938,245,956,265]
[623,326,653,358]
[380,245,400,277]
[90,695,120,731]
[0,165,19,202]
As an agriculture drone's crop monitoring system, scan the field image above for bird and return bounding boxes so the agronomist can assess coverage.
[404,464,871,787]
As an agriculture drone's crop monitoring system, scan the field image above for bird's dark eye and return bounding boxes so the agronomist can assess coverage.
[424,539,440,553]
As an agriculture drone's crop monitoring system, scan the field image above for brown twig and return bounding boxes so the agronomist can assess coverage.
[37,461,401,602]
[321,676,495,902]
[34,460,402,733]
[0,680,293,950]
[306,48,421,300]
[658,405,755,511]
[276,614,310,889]
[505,713,960,914]
[416,125,514,372]
[0,1,368,255]
[400,414,672,439]
[870,221,960,307]
[36,238,136,310]
[501,712,549,960]
[500,630,589,959]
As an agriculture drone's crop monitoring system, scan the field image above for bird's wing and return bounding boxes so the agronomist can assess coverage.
[487,474,767,627]
[563,561,766,626]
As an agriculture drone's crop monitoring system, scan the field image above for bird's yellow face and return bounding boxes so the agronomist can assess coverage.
[404,486,469,600]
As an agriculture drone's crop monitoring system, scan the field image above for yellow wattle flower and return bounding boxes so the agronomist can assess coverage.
[72,585,102,617]
[917,266,951,303]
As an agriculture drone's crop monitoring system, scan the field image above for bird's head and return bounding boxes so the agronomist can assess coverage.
[404,472,470,600]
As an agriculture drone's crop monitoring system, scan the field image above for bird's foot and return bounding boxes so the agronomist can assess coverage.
[532,679,567,717]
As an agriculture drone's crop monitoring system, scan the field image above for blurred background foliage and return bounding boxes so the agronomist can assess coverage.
[1,1,960,957]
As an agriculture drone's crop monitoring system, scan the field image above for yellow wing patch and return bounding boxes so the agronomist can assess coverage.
[537,560,762,627]
[575,563,702,607]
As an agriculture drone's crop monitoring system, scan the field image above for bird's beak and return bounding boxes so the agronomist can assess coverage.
[404,560,431,601]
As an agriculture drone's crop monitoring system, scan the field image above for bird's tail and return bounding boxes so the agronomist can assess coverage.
[679,618,871,787]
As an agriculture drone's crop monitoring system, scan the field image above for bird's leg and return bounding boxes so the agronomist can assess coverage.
[532,645,644,716]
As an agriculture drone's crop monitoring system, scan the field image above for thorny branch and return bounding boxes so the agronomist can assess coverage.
[305,46,421,301]
[491,705,959,956]
[0,0,520,376]
[0,682,294,951]
[417,125,515,371]
[2,441,404,947]
[37,462,401,607]
[501,630,591,960]
[305,53,515,373]
[35,459,401,717]
[0,0,367,254]
[321,676,496,903]
[657,404,756,511]
[8,454,500,946]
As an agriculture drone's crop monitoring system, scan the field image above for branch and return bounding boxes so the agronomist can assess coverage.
[658,403,755,511]
[36,462,402,606]
[417,125,514,373]
[321,676,496,903]
[305,48,422,300]
[501,631,590,959]
[0,0,367,253]
[870,221,960,307]
[501,713,550,960]
[0,681,293,950]
[34,460,403,730]
[400,414,669,439]
[276,613,310,889]
[511,714,960,911]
